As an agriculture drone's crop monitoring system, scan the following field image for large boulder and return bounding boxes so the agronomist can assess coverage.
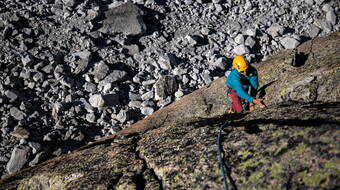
[6,146,31,174]
[0,32,339,190]
[99,2,146,36]
[154,75,178,100]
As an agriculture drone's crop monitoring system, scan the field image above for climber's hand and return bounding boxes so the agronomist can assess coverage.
[253,99,266,109]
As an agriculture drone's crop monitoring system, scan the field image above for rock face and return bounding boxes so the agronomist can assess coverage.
[0,32,339,190]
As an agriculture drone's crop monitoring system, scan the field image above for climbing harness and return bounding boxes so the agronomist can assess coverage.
[217,105,247,190]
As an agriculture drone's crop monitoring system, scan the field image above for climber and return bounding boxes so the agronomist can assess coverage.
[226,56,266,113]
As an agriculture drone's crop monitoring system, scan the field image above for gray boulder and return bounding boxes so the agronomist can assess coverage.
[304,0,314,5]
[326,10,337,25]
[10,107,25,120]
[28,151,47,167]
[99,2,146,36]
[28,142,42,155]
[233,45,250,55]
[235,34,245,44]
[6,145,31,174]
[10,127,30,139]
[280,37,300,49]
[89,94,105,108]
[5,90,19,102]
[266,24,285,38]
[116,110,130,123]
[245,36,256,48]
[72,50,92,74]
[141,91,154,101]
[309,24,321,38]
[154,76,178,100]
[141,107,154,116]
[210,57,227,70]
[102,70,128,84]
[158,53,177,70]
[93,62,109,82]
[21,55,34,67]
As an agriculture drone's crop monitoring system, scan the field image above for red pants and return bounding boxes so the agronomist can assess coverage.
[228,89,245,113]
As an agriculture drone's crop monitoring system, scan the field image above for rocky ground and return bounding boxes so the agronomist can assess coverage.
[0,0,339,177]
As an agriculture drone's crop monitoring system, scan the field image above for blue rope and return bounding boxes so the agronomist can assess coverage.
[217,103,247,190]
[217,120,231,190]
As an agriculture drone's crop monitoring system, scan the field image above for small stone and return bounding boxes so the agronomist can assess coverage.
[280,37,300,49]
[43,131,61,142]
[142,80,156,86]
[108,125,122,134]
[129,92,142,101]
[129,101,142,108]
[201,70,212,84]
[52,102,64,118]
[102,70,128,84]
[89,94,105,108]
[59,76,74,88]
[314,19,332,33]
[86,113,96,123]
[10,127,30,139]
[233,45,250,55]
[244,28,257,36]
[125,44,140,55]
[52,148,64,156]
[141,91,154,101]
[266,24,285,38]
[32,72,44,82]
[28,142,42,154]
[245,36,256,48]
[0,156,9,163]
[21,55,34,67]
[141,100,155,107]
[157,96,172,107]
[212,0,221,3]
[182,75,190,85]
[29,151,47,167]
[72,50,92,74]
[158,53,177,70]
[141,107,154,115]
[215,4,223,13]
[93,61,109,81]
[322,4,332,12]
[185,35,199,46]
[5,90,19,102]
[326,10,337,25]
[72,131,85,141]
[154,75,178,100]
[235,34,245,44]
[201,28,211,35]
[210,57,227,70]
[116,110,130,123]
[83,82,97,93]
[305,0,314,5]
[309,24,321,38]
[244,1,252,10]
[314,0,325,5]
[175,90,184,99]
[10,107,25,120]
[6,145,31,174]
